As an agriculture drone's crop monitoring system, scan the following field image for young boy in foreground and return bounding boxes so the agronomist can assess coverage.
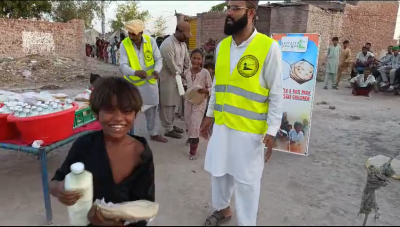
[350,67,378,97]
[50,77,155,226]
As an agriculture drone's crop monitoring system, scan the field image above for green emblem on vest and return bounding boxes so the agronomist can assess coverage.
[144,50,153,62]
[237,55,259,78]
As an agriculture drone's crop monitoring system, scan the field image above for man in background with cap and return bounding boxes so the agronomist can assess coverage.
[119,19,168,143]
[200,0,283,225]
[158,21,192,139]
[378,46,400,91]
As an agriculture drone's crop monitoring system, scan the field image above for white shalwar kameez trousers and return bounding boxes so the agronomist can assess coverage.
[204,29,283,226]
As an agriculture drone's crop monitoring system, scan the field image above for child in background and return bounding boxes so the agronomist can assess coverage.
[203,61,215,137]
[115,42,120,66]
[49,77,155,226]
[288,121,304,153]
[184,49,212,160]
[289,122,304,143]
[204,61,215,80]
[107,43,112,63]
[103,42,109,63]
[89,73,101,91]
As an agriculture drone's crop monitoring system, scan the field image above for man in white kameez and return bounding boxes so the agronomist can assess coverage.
[200,0,283,226]
[159,21,192,139]
[323,37,340,90]
[119,20,168,143]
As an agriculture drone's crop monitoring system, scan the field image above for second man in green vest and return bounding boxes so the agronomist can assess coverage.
[119,20,168,143]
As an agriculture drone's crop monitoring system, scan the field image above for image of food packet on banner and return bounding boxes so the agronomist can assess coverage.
[271,33,320,156]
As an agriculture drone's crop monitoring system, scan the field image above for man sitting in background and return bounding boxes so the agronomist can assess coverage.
[381,45,393,62]
[351,46,374,78]
[378,46,400,91]
[350,67,378,97]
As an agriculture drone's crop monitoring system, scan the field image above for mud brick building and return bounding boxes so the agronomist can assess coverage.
[0,19,85,58]
[183,1,398,80]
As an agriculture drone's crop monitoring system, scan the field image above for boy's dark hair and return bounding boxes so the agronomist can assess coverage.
[343,40,349,44]
[90,77,143,115]
[332,37,339,41]
[365,42,371,46]
[90,73,101,85]
[362,46,368,50]
[190,48,204,58]
[204,61,215,70]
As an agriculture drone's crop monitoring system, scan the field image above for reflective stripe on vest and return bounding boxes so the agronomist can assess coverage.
[214,33,274,134]
[122,35,156,86]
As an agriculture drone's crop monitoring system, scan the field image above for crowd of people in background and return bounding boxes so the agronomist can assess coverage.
[85,35,126,66]
[324,37,400,97]
[86,34,174,66]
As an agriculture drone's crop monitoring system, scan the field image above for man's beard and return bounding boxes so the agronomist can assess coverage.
[224,14,248,36]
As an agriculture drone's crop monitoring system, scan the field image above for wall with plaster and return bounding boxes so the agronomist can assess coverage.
[0,19,84,58]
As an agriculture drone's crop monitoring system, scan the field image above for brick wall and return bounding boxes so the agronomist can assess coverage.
[194,1,398,81]
[269,5,309,34]
[195,5,310,47]
[306,1,398,80]
[255,7,271,35]
[196,12,227,48]
[306,4,343,80]
[0,19,85,58]
[341,1,398,60]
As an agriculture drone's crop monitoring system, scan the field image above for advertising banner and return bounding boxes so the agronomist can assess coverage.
[271,33,320,156]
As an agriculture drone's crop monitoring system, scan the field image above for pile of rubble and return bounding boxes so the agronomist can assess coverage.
[0,55,90,89]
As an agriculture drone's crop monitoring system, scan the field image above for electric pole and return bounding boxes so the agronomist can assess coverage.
[101,0,105,39]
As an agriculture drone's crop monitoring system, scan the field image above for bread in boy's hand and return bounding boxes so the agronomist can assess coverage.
[95,200,159,221]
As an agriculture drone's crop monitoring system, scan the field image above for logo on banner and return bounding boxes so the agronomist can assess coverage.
[237,55,259,78]
[145,50,153,62]
[280,36,308,52]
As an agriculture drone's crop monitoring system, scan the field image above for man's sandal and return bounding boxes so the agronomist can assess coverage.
[204,210,231,226]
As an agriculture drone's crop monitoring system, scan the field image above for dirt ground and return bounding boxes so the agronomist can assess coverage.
[0,56,120,91]
[0,64,400,226]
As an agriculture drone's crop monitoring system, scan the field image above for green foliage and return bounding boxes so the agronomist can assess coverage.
[153,16,167,37]
[110,1,151,32]
[0,0,52,19]
[209,2,227,12]
[52,1,106,29]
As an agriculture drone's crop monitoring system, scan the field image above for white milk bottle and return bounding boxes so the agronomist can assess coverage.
[37,107,44,115]
[31,106,38,116]
[42,104,50,115]
[64,99,73,110]
[175,72,185,96]
[64,162,93,226]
